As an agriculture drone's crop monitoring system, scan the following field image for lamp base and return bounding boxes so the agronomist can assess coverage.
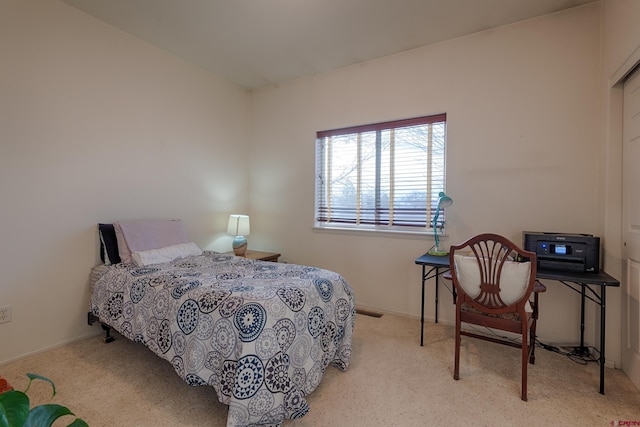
[232,236,247,256]
[428,244,448,256]
[427,249,449,257]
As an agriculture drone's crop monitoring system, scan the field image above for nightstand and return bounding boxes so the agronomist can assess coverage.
[229,250,281,262]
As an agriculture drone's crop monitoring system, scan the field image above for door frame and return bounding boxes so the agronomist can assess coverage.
[609,45,640,388]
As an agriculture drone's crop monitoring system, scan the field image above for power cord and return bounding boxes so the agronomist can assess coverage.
[535,338,600,365]
[463,324,600,366]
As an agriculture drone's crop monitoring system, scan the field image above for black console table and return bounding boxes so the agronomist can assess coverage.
[535,268,619,395]
[415,253,619,394]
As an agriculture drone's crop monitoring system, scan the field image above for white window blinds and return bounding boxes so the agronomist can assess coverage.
[315,114,447,230]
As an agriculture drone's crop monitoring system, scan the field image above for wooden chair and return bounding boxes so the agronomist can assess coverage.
[448,233,544,401]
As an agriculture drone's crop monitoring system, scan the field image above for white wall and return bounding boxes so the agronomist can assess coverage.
[0,0,251,363]
[250,5,614,362]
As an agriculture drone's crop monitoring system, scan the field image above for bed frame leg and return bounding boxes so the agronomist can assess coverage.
[101,323,115,343]
[87,312,115,343]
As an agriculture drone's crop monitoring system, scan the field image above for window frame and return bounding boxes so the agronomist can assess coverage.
[314,113,448,235]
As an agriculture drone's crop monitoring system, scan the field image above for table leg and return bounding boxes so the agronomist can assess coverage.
[435,271,439,324]
[580,285,586,351]
[600,285,606,394]
[421,265,426,347]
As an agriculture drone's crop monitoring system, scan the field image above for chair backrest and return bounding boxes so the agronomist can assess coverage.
[449,233,537,314]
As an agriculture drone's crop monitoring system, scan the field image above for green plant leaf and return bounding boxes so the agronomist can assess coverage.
[23,404,73,427]
[0,390,30,427]
[1,375,86,427]
[67,418,89,427]
[24,374,56,398]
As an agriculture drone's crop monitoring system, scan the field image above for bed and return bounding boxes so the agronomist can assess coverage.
[88,221,356,427]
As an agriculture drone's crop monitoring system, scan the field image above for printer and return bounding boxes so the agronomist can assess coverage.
[523,231,600,273]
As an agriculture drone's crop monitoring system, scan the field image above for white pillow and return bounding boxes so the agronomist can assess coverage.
[454,254,531,306]
[132,242,202,267]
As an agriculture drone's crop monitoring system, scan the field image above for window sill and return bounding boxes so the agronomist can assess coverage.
[312,224,448,240]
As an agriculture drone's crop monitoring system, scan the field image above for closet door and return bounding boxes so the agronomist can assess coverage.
[622,66,640,389]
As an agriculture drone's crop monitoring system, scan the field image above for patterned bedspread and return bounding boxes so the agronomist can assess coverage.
[90,251,355,427]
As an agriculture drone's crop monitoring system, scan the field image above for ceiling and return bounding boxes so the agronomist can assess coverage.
[60,0,597,90]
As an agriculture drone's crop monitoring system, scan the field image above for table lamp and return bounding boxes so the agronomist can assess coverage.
[427,192,453,256]
[227,214,250,256]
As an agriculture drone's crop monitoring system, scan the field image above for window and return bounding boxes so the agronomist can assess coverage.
[315,114,447,233]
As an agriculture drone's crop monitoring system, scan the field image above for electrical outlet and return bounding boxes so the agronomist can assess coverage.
[0,306,11,324]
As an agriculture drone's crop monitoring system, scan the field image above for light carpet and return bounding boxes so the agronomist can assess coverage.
[2,313,640,426]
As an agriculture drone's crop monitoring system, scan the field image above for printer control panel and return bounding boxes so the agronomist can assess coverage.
[537,242,578,256]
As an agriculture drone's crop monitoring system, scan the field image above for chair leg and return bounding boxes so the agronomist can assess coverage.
[529,319,536,364]
[454,313,461,381]
[521,326,528,401]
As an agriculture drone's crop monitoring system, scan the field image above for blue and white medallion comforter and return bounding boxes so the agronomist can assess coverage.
[90,252,355,427]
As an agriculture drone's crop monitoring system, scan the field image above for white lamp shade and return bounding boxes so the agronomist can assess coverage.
[227,214,250,236]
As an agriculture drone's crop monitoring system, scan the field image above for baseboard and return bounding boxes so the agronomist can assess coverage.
[0,330,102,366]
